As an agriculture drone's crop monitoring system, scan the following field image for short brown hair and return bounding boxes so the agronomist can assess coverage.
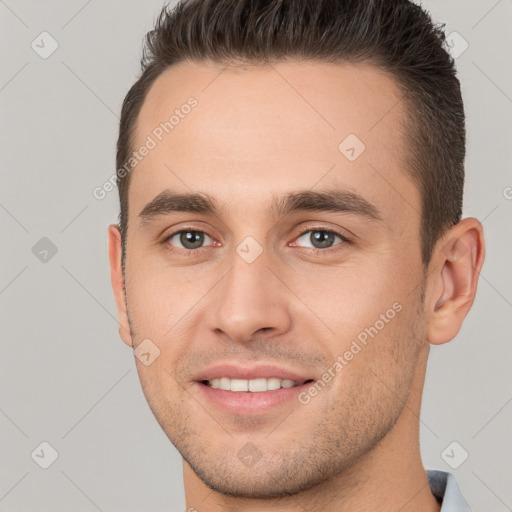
[116,0,465,271]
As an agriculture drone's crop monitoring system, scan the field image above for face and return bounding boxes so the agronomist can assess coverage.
[115,60,430,497]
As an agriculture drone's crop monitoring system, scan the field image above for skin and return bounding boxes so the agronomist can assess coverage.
[108,60,485,512]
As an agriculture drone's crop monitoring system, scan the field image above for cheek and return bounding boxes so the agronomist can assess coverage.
[322,300,422,414]
[298,261,402,327]
[296,259,421,377]
[124,266,204,375]
[125,262,200,336]
[135,359,182,431]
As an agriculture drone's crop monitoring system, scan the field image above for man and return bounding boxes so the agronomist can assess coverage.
[108,0,485,510]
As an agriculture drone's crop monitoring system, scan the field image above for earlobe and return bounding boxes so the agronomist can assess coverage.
[426,218,485,345]
[107,224,133,348]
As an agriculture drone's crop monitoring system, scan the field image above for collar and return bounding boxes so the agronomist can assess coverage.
[426,469,472,511]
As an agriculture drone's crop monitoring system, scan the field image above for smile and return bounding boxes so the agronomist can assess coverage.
[203,377,312,392]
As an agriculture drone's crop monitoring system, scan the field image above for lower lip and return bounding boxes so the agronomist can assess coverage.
[195,381,313,415]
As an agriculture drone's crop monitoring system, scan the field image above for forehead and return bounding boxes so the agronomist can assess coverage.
[129,59,418,228]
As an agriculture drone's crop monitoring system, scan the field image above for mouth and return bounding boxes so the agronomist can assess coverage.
[193,365,316,415]
[202,377,314,392]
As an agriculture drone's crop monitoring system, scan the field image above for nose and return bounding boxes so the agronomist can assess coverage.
[208,249,293,343]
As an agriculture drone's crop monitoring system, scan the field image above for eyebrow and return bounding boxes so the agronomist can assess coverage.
[138,188,383,226]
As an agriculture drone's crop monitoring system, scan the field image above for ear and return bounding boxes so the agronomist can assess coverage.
[108,224,133,348]
[425,218,485,345]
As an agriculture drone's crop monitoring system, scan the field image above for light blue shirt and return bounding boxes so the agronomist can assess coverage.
[427,470,471,511]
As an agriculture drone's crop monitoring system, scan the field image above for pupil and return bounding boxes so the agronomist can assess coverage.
[311,231,334,249]
[181,231,204,249]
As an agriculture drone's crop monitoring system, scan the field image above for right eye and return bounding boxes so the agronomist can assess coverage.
[165,230,215,250]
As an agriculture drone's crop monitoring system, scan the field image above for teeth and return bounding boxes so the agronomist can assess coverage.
[249,378,267,392]
[230,379,248,392]
[267,377,281,390]
[207,377,303,392]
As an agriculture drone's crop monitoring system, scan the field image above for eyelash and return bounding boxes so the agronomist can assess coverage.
[162,225,352,257]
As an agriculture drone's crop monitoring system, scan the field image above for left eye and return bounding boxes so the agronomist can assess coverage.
[295,229,345,249]
[167,230,214,250]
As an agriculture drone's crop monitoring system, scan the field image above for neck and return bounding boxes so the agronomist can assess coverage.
[183,349,441,512]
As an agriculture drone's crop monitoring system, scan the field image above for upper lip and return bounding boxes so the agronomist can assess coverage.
[193,364,314,383]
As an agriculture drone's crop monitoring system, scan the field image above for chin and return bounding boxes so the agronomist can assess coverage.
[183,450,338,499]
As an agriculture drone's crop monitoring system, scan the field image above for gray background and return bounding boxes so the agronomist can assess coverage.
[1,0,511,510]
